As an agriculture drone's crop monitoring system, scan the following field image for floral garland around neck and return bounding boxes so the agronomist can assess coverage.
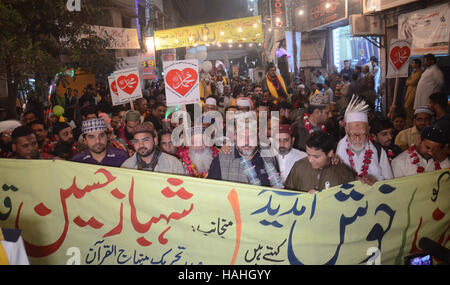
[408,145,440,173]
[346,139,373,177]
[303,113,326,135]
[177,146,219,178]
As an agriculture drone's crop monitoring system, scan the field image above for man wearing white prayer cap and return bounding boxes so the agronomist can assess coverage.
[236,97,251,112]
[336,95,393,185]
[204,96,218,113]
[394,107,433,151]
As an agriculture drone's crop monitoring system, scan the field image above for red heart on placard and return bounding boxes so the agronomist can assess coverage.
[117,74,139,95]
[166,68,198,97]
[390,46,411,71]
[110,80,119,96]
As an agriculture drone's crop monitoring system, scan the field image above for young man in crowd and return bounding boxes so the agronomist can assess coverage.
[30,120,50,153]
[391,125,449,178]
[294,104,328,151]
[72,118,129,167]
[336,96,393,185]
[119,110,141,154]
[11,126,54,160]
[369,117,403,163]
[285,131,355,193]
[122,122,185,175]
[159,130,177,156]
[395,107,432,151]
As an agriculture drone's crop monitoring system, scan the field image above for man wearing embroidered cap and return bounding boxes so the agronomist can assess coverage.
[336,96,393,185]
[392,125,449,178]
[121,122,185,175]
[395,107,432,151]
[72,118,129,167]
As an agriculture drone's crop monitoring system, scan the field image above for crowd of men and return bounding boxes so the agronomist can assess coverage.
[0,54,449,194]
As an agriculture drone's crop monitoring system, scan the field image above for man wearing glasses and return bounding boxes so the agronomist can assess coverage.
[121,122,185,175]
[71,118,129,167]
[336,96,393,185]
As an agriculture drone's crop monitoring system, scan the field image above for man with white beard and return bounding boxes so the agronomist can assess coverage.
[336,96,393,185]
[176,127,221,179]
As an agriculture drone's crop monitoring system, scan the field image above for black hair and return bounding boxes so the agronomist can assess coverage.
[30,120,46,128]
[151,102,165,110]
[12,126,34,144]
[424,54,436,63]
[412,58,422,66]
[429,92,447,110]
[370,117,394,135]
[307,104,325,114]
[306,131,336,154]
[80,106,96,118]
[53,122,71,136]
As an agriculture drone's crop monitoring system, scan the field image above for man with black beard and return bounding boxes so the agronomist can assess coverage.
[46,122,79,160]
[276,124,307,184]
[72,118,129,167]
[121,122,185,175]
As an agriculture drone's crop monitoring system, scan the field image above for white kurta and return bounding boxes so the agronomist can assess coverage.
[414,64,445,109]
[1,237,29,265]
[391,148,450,178]
[336,136,393,182]
[277,148,307,183]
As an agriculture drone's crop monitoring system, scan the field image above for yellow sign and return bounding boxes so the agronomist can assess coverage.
[0,159,448,265]
[154,16,264,50]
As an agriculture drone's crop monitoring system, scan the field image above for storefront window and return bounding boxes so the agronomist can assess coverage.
[332,25,380,71]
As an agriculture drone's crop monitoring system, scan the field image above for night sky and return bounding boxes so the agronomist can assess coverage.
[179,0,252,25]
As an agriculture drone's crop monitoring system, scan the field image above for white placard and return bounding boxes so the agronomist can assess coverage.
[108,68,143,106]
[386,39,412,79]
[163,59,200,107]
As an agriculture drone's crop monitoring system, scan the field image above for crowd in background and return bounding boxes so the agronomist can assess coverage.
[0,53,449,193]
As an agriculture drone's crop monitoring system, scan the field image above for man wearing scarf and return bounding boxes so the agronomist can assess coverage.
[121,122,185,175]
[263,63,289,102]
[219,125,283,188]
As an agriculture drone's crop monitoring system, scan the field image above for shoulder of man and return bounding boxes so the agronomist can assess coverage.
[121,153,138,168]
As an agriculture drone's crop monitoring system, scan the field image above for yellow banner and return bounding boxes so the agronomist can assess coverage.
[0,159,448,265]
[154,16,264,50]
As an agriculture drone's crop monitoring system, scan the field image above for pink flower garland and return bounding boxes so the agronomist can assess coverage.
[177,146,219,178]
[408,145,440,174]
[346,140,373,177]
[303,113,326,135]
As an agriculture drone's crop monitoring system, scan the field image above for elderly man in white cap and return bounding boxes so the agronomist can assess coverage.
[72,118,129,167]
[336,96,393,185]
[394,107,433,151]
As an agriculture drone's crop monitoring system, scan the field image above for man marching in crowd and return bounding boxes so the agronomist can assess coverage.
[0,54,448,194]
[286,131,355,193]
[336,96,393,185]
[391,125,449,178]
[72,118,129,167]
[121,122,185,175]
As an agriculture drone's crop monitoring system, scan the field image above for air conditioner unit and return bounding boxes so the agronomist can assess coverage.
[350,14,385,36]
